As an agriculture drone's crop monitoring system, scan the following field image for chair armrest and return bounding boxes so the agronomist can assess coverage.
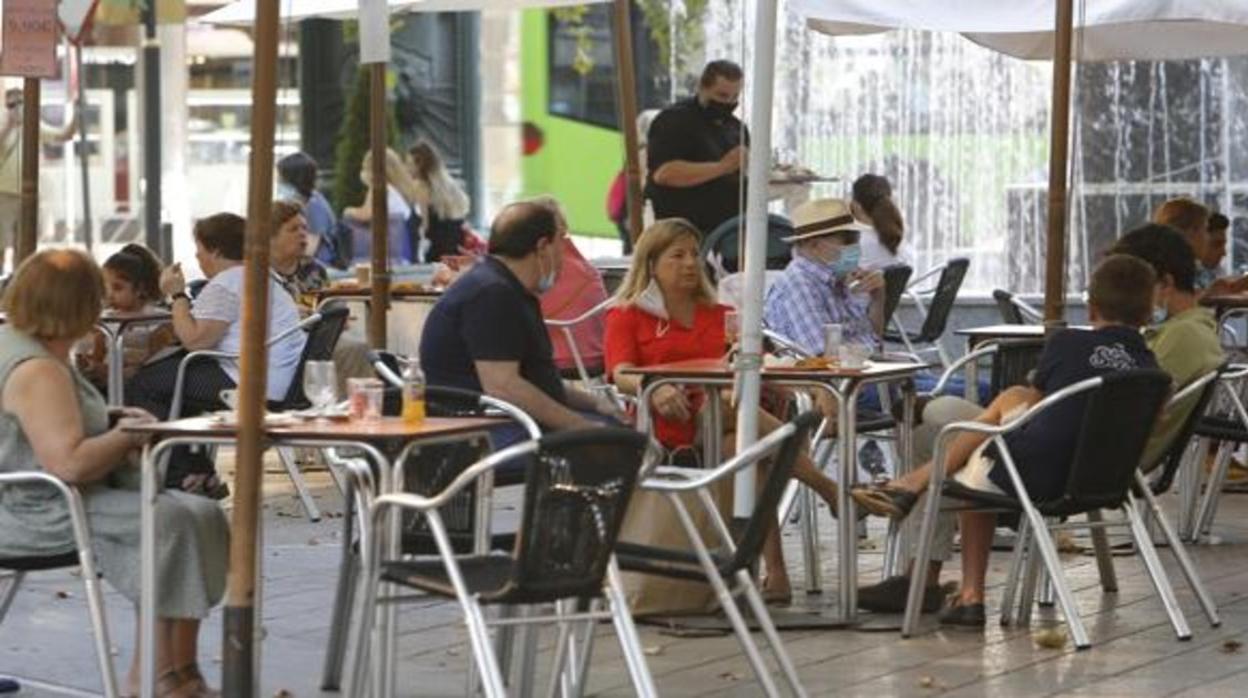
[543,297,614,328]
[905,264,947,296]
[170,349,242,419]
[925,375,1106,496]
[274,312,322,344]
[391,440,540,510]
[639,421,795,493]
[923,343,1000,397]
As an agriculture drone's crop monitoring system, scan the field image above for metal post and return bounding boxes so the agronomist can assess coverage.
[15,78,40,264]
[1042,0,1075,327]
[141,4,165,259]
[611,0,644,246]
[733,0,780,520]
[75,46,93,250]
[368,63,389,349]
[221,0,281,693]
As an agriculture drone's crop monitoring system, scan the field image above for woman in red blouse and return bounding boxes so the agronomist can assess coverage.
[605,218,841,600]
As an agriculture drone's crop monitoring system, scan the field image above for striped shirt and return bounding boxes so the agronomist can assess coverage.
[764,255,877,356]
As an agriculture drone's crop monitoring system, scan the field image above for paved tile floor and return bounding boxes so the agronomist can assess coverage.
[3,456,1248,697]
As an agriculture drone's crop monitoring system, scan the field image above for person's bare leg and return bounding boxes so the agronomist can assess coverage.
[125,616,178,695]
[890,387,1040,495]
[171,619,200,675]
[757,409,840,510]
[956,511,997,605]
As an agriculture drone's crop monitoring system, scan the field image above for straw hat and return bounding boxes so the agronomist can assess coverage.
[781,198,865,243]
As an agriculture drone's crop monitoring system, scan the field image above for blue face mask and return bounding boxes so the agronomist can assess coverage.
[829,244,862,278]
[1152,306,1168,325]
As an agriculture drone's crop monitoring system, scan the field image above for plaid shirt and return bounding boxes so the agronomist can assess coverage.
[764,255,877,356]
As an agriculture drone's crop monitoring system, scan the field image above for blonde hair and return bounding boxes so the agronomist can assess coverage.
[408,141,470,220]
[361,148,421,207]
[612,218,716,306]
[2,248,104,341]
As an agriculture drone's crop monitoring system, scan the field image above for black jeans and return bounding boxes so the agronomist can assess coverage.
[125,351,235,488]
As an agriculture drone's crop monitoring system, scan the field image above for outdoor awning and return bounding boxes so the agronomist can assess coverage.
[198,0,607,25]
[791,0,1248,61]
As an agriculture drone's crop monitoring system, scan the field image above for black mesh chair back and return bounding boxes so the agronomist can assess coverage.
[987,338,1047,400]
[724,412,822,575]
[501,428,648,603]
[1149,365,1227,495]
[915,258,969,342]
[881,264,913,328]
[399,384,519,555]
[1046,369,1171,515]
[274,305,351,409]
[993,289,1025,324]
[700,213,794,277]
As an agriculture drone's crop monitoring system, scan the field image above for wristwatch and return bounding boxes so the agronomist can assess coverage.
[171,291,191,305]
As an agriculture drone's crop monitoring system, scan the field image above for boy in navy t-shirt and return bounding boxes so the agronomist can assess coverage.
[852,254,1160,626]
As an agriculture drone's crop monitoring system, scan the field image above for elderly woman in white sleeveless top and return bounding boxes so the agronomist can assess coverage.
[0,250,227,697]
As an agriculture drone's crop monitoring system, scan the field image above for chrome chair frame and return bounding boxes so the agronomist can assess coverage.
[902,374,1184,649]
[0,472,119,697]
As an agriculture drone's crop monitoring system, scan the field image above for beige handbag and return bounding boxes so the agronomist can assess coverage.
[617,475,735,616]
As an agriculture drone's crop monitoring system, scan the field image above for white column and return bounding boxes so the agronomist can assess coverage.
[733,0,779,518]
[159,21,193,267]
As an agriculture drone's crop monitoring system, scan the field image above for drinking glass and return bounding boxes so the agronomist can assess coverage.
[303,361,338,417]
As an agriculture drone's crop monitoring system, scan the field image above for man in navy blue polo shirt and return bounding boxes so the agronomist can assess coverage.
[420,200,620,446]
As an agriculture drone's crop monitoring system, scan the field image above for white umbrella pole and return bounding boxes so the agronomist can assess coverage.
[733,0,779,520]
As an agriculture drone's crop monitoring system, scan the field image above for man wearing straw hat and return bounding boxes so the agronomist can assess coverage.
[763,197,886,358]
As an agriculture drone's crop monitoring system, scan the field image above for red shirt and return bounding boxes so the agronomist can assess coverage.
[604,302,730,448]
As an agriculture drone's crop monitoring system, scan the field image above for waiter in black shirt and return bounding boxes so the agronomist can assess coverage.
[645,60,749,236]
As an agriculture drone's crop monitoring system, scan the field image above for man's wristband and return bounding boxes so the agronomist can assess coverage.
[170,292,191,305]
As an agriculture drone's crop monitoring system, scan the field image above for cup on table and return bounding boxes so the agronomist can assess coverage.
[838,343,872,369]
[354,263,372,286]
[347,377,384,422]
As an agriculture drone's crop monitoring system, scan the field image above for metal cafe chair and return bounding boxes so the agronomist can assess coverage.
[319,351,543,691]
[881,263,913,330]
[615,412,822,698]
[165,305,350,521]
[1177,364,1248,541]
[884,257,970,367]
[902,370,1172,648]
[992,289,1044,325]
[349,428,659,698]
[0,473,120,697]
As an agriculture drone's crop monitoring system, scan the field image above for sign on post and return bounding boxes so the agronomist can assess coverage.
[359,0,391,64]
[0,0,58,78]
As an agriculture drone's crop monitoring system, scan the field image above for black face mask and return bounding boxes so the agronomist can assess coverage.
[702,98,738,118]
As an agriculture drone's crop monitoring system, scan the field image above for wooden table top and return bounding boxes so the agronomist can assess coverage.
[124,415,501,441]
[618,357,929,382]
[1201,294,1248,310]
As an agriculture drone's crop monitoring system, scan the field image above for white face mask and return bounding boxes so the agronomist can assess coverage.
[635,278,669,320]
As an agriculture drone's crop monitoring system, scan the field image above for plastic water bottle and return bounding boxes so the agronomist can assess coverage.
[401,357,426,425]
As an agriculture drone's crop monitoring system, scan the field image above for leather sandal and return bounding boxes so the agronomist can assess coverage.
[178,664,221,698]
[849,484,918,520]
[120,668,186,698]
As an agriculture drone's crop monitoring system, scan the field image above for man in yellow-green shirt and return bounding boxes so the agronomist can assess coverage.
[1110,223,1224,472]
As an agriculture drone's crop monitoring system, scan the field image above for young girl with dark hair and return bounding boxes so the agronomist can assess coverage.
[76,244,175,386]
